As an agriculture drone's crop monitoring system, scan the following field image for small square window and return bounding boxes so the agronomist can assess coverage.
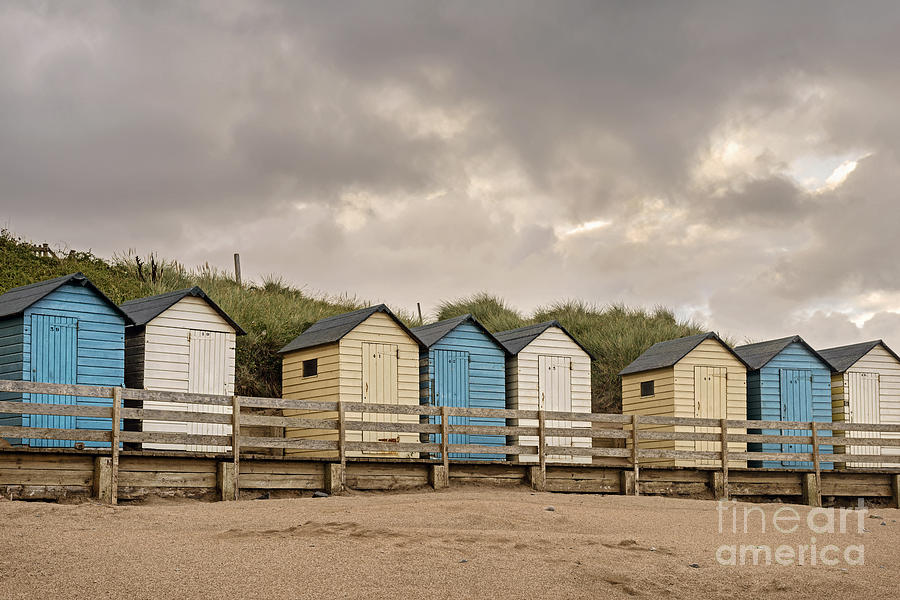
[303,358,318,378]
[640,380,654,397]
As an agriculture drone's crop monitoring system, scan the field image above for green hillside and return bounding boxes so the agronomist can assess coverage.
[0,230,705,412]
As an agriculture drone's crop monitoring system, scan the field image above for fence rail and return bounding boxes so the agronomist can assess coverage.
[1,379,899,505]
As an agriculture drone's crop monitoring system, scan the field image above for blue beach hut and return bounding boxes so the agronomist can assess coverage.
[411,314,509,460]
[734,336,834,469]
[0,273,131,447]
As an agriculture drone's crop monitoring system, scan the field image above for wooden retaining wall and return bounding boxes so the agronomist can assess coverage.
[2,449,899,507]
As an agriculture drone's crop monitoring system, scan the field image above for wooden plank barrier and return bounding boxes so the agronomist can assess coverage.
[1,379,900,505]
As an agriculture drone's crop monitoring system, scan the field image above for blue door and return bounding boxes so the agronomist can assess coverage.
[28,314,78,448]
[780,369,812,468]
[434,349,470,459]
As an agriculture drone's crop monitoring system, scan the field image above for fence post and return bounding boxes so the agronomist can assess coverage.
[231,395,240,500]
[719,417,729,500]
[631,414,640,496]
[440,406,450,473]
[811,421,822,506]
[109,387,121,505]
[537,410,547,490]
[336,400,346,492]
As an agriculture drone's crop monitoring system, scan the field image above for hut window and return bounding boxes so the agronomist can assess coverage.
[303,358,318,378]
[640,380,654,397]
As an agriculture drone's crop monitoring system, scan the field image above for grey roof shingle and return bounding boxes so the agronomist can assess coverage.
[411,314,508,353]
[0,272,132,324]
[279,304,422,354]
[818,340,900,373]
[733,335,833,372]
[619,332,746,375]
[494,320,595,360]
[119,287,245,335]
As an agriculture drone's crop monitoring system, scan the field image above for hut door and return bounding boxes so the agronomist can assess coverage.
[779,369,813,467]
[434,350,470,458]
[539,355,572,461]
[847,372,880,467]
[28,315,78,448]
[361,343,399,452]
[693,366,726,465]
[187,330,230,452]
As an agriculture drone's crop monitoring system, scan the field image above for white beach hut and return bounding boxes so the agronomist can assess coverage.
[120,287,244,452]
[494,321,593,464]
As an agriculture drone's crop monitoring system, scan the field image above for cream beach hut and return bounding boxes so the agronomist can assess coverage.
[279,305,423,458]
[619,332,748,467]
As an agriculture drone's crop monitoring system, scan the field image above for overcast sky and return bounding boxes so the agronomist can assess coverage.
[2,1,899,349]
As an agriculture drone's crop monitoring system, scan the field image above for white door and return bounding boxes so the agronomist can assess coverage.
[694,366,727,465]
[186,330,231,452]
[539,355,572,461]
[847,372,880,468]
[361,342,399,454]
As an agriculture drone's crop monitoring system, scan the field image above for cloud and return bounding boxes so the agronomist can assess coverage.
[1,1,900,353]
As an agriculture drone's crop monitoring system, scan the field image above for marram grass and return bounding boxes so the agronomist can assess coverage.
[1,230,707,411]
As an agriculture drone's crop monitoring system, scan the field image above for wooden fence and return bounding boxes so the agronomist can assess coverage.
[1,379,900,506]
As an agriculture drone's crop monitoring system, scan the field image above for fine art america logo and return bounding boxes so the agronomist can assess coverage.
[715,500,866,566]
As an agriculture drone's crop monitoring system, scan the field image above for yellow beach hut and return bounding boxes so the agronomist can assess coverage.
[279,305,423,458]
[619,332,749,467]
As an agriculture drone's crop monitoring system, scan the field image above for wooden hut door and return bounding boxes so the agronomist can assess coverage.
[28,314,78,448]
[434,350,470,458]
[361,342,399,452]
[847,372,880,468]
[693,366,726,465]
[187,330,230,452]
[539,355,572,461]
[779,369,813,468]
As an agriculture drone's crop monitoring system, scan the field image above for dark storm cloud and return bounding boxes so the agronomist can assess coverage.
[2,1,900,349]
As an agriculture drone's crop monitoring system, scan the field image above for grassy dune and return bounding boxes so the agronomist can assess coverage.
[1,230,704,411]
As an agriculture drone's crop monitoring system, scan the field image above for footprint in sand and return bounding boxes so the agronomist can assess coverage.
[600,539,673,555]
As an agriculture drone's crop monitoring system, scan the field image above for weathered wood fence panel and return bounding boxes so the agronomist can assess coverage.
[1,379,899,506]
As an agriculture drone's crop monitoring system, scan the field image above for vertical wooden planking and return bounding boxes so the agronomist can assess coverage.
[29,314,78,447]
[847,372,881,466]
[694,366,726,465]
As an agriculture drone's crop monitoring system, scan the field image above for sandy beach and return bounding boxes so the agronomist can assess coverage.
[0,488,897,599]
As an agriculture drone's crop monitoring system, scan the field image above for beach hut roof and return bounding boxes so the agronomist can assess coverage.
[495,320,595,360]
[119,286,245,335]
[0,272,132,324]
[279,304,423,354]
[818,340,900,373]
[619,332,746,375]
[734,335,833,372]
[411,314,509,354]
